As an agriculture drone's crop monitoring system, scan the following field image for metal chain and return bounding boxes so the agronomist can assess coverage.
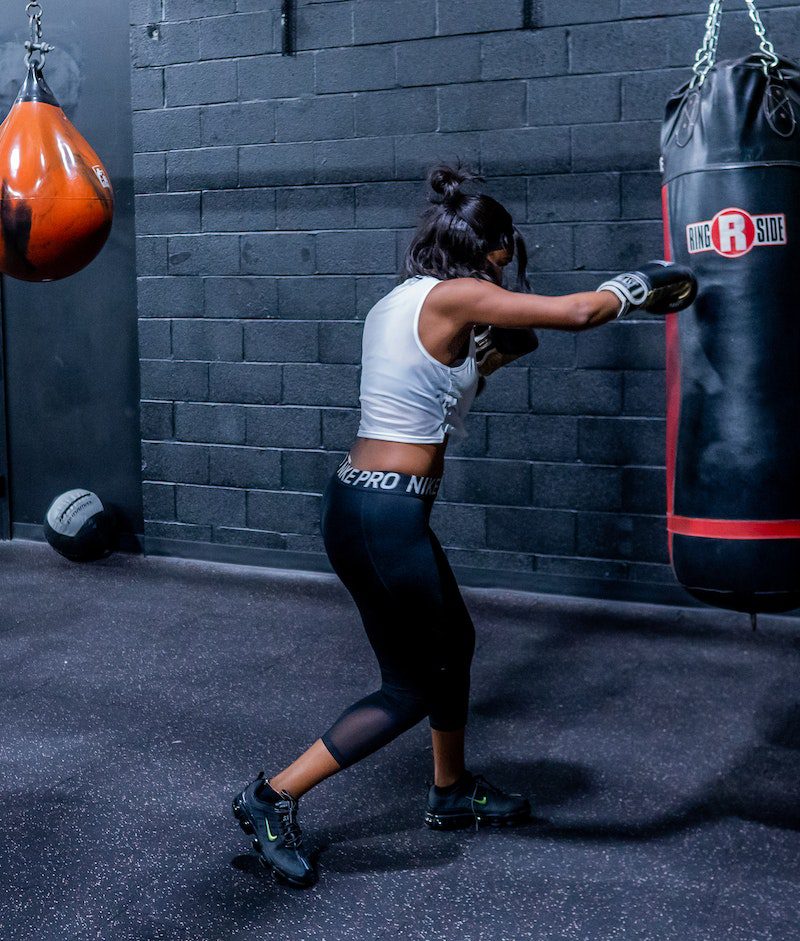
[690,0,779,88]
[24,1,54,69]
[690,0,723,87]
[746,0,780,74]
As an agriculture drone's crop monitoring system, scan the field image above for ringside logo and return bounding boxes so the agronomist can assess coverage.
[686,208,787,258]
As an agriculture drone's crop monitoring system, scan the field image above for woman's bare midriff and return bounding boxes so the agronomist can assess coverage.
[349,436,447,478]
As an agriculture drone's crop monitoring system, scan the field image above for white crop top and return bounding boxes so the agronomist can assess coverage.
[357,276,479,444]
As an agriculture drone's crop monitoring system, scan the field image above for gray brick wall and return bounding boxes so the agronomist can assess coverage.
[129,0,800,589]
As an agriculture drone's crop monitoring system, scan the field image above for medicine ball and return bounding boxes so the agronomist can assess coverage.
[43,489,116,562]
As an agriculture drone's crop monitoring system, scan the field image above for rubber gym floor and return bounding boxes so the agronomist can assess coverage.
[1,538,798,941]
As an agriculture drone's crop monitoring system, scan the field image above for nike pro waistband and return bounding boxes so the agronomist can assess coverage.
[335,455,441,500]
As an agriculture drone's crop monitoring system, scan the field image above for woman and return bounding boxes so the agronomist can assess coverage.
[232,164,696,888]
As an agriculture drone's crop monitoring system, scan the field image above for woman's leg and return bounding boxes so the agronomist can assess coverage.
[318,480,479,771]
[419,528,530,829]
[265,482,475,794]
[261,482,432,796]
[424,527,476,784]
[268,739,341,798]
[320,498,476,778]
[267,698,460,801]
[431,728,466,787]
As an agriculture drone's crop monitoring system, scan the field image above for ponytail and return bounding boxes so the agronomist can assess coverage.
[512,226,530,293]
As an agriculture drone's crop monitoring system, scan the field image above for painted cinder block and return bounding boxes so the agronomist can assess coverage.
[127,0,744,589]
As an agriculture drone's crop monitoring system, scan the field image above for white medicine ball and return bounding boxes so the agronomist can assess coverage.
[44,489,116,562]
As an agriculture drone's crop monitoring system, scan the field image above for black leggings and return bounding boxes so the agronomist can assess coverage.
[319,463,476,769]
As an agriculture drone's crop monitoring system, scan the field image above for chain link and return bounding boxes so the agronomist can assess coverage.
[690,0,779,88]
[24,0,54,69]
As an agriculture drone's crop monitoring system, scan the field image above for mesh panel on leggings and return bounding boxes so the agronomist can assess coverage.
[321,687,429,769]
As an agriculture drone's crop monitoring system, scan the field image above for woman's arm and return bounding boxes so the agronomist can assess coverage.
[427,277,621,332]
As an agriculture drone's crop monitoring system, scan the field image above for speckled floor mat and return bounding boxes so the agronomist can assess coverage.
[0,540,798,941]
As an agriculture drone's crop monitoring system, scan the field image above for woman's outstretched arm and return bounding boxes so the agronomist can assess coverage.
[427,277,622,332]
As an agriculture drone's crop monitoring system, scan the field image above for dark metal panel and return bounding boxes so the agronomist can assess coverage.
[0,276,10,540]
[0,0,142,537]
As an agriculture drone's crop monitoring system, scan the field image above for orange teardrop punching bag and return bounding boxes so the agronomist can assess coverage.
[0,3,114,282]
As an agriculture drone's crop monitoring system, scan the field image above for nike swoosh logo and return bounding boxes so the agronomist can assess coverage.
[265,820,279,842]
[475,796,488,805]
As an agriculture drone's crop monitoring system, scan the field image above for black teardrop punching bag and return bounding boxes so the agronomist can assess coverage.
[661,1,800,614]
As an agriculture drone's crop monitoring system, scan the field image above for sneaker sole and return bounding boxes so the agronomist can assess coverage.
[423,808,530,830]
[231,795,317,889]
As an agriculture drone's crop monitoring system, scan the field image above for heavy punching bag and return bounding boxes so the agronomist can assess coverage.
[661,0,800,614]
[0,2,113,282]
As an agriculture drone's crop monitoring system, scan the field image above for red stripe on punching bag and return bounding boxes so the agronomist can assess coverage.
[662,184,679,563]
[668,516,800,539]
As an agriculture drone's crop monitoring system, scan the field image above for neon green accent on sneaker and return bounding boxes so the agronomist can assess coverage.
[475,795,488,805]
[265,820,279,842]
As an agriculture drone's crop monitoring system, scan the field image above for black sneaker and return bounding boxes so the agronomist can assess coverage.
[231,772,317,887]
[424,771,531,830]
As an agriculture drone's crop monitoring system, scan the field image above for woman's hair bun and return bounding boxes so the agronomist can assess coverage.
[427,162,481,204]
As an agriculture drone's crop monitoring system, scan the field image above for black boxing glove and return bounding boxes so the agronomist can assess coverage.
[474,325,539,377]
[597,260,697,319]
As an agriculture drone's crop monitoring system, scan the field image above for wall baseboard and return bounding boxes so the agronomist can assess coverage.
[143,534,713,611]
[12,527,798,617]
[12,522,144,553]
